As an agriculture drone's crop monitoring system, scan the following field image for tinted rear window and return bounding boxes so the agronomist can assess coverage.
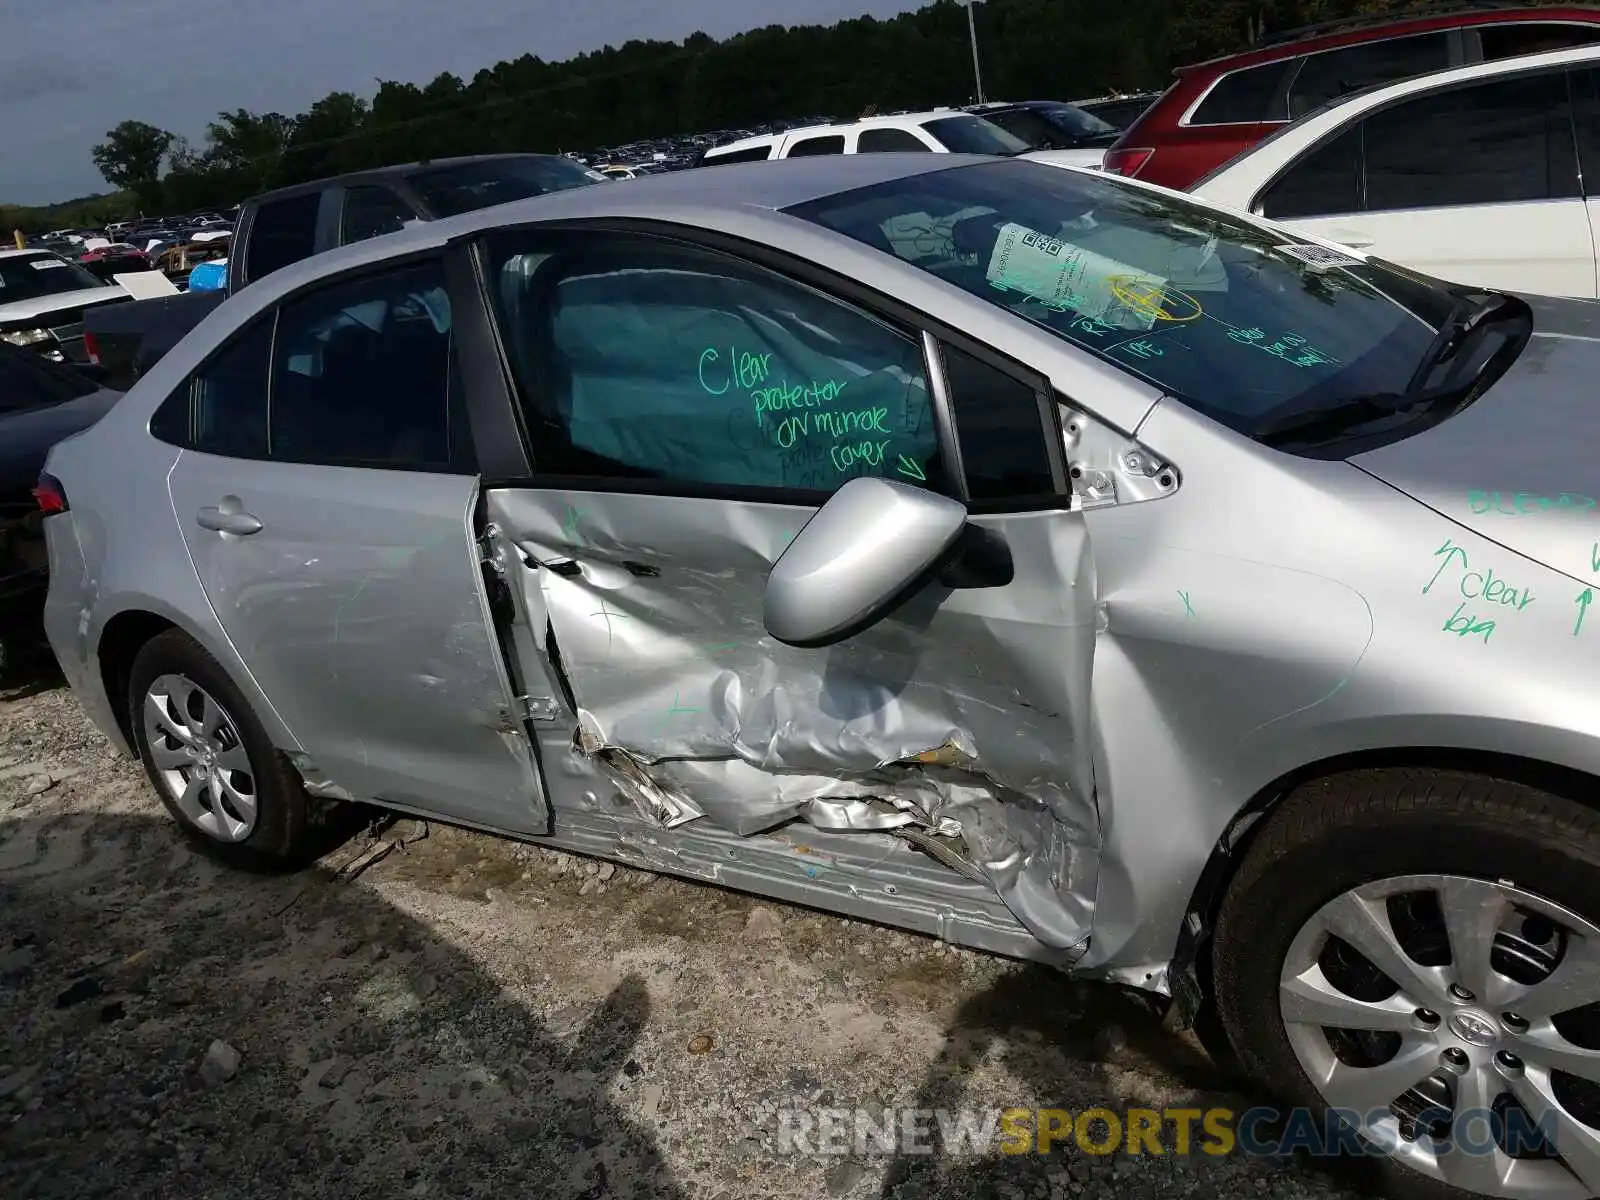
[1480,21,1600,60]
[1287,32,1450,120]
[407,157,604,217]
[704,144,774,164]
[1189,60,1294,124]
[920,115,1030,155]
[787,135,846,157]
[245,193,321,283]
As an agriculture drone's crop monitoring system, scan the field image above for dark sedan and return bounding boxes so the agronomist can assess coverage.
[0,344,119,673]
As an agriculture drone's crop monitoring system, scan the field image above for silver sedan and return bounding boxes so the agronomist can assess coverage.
[39,153,1600,1199]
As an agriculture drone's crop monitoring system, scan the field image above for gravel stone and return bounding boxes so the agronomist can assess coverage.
[199,1040,241,1085]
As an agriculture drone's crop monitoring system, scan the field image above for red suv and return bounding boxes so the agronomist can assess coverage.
[1105,3,1600,190]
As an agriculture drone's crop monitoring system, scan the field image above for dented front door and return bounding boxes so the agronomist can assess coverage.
[470,226,1099,952]
[482,486,1100,952]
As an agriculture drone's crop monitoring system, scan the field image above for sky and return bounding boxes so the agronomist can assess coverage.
[3,0,929,206]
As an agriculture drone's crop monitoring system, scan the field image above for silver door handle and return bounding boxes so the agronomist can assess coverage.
[196,506,263,536]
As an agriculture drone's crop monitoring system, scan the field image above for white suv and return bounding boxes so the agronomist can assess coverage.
[700,110,1106,171]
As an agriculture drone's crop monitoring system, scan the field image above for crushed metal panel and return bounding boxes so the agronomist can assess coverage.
[482,488,1101,954]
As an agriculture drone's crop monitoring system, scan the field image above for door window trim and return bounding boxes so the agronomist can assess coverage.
[464,217,1074,514]
[1249,59,1585,216]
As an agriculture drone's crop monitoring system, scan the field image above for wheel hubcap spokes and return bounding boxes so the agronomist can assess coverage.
[1281,874,1600,1199]
[143,674,257,843]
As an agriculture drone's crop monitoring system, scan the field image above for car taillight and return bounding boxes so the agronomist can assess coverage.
[82,329,101,366]
[1104,146,1155,178]
[33,473,68,516]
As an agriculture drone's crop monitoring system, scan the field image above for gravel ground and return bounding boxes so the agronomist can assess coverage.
[0,665,1380,1200]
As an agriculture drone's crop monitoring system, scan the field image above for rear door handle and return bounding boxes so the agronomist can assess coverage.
[196,505,263,536]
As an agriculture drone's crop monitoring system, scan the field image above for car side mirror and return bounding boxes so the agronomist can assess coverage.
[763,476,968,648]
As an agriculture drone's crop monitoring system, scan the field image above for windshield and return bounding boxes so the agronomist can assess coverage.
[789,160,1472,443]
[920,115,1031,156]
[1034,103,1119,140]
[0,253,109,304]
[407,156,606,217]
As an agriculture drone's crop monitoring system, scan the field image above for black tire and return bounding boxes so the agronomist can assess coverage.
[127,628,315,867]
[1213,768,1600,1200]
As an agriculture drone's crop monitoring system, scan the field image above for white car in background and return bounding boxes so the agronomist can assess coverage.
[700,109,1107,171]
[1190,44,1600,299]
[0,250,131,364]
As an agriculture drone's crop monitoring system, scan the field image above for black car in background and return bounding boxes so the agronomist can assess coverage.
[0,345,119,674]
[964,99,1123,151]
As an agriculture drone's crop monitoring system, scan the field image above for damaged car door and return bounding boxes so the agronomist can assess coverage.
[473,229,1102,954]
[160,256,550,832]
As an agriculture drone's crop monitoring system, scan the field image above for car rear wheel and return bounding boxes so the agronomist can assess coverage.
[128,628,314,865]
[1214,769,1600,1200]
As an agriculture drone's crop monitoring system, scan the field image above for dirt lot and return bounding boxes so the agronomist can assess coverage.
[0,666,1377,1200]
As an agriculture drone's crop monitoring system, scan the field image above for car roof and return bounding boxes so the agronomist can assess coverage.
[0,249,56,260]
[708,109,979,153]
[248,152,576,204]
[1180,2,1600,72]
[1192,40,1600,192]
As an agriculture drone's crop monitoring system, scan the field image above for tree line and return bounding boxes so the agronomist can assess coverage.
[1,0,1552,231]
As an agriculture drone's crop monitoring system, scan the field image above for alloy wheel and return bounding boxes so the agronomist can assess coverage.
[1281,874,1600,1198]
[142,672,258,843]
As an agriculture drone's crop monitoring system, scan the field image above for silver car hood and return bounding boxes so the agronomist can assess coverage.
[1351,322,1600,579]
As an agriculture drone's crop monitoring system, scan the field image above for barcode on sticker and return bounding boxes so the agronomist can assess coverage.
[1278,243,1364,269]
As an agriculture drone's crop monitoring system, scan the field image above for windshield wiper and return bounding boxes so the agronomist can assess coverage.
[1403,291,1523,396]
[1253,391,1423,446]
[1256,291,1529,448]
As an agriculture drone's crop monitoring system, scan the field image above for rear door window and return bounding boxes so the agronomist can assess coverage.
[244,192,321,283]
[1189,60,1296,125]
[267,260,467,470]
[857,127,934,152]
[1478,22,1600,62]
[339,186,416,245]
[191,318,274,457]
[703,145,775,164]
[1362,67,1579,211]
[1287,32,1452,120]
[1258,125,1364,219]
[786,135,846,157]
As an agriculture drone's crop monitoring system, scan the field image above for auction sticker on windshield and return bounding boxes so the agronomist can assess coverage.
[985,223,1160,331]
[30,259,68,270]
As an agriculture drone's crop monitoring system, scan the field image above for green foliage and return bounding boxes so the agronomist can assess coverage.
[4,0,1581,222]
[89,120,176,210]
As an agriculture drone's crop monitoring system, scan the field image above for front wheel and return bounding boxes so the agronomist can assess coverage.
[128,628,316,866]
[1214,769,1600,1200]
